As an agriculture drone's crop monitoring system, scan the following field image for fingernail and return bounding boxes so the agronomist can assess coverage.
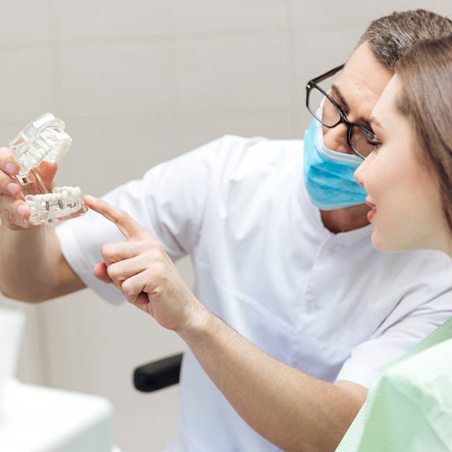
[16,204,28,216]
[5,163,15,175]
[7,182,19,195]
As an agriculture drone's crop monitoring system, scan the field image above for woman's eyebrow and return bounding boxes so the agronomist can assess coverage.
[369,116,384,130]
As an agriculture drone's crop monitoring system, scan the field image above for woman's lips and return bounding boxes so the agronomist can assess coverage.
[366,199,377,223]
[367,209,376,222]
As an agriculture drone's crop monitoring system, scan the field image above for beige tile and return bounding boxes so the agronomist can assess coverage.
[291,28,363,107]
[0,0,50,43]
[54,112,179,195]
[57,42,174,118]
[170,0,289,34]
[114,392,180,452]
[0,124,26,148]
[290,4,452,108]
[41,293,184,390]
[176,107,298,153]
[173,34,292,115]
[289,0,413,30]
[0,48,57,124]
[409,0,452,16]
[295,104,317,137]
[40,293,182,452]
[51,0,172,40]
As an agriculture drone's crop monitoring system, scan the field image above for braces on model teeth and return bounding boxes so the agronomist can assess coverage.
[9,113,86,225]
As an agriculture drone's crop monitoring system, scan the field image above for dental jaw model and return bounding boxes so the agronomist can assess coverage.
[9,113,86,225]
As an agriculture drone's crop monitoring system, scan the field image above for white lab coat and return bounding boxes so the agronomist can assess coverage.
[56,135,452,452]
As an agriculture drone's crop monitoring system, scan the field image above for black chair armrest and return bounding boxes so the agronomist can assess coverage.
[133,353,183,392]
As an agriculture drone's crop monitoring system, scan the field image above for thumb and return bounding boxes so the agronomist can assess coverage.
[36,161,57,189]
[93,262,113,283]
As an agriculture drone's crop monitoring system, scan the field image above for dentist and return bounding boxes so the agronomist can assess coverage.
[1,9,452,452]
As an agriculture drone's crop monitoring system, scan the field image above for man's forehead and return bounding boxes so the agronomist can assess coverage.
[335,43,392,120]
[371,75,401,127]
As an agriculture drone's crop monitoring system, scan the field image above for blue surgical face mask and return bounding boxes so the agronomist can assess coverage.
[303,106,367,210]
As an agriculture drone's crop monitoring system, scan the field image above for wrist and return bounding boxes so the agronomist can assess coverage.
[177,298,212,343]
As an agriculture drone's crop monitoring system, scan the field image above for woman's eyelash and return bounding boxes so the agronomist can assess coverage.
[367,138,381,147]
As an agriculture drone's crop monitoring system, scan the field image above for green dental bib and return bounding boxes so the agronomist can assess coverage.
[336,318,452,452]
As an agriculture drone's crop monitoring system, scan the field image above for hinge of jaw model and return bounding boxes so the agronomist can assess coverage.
[9,113,87,225]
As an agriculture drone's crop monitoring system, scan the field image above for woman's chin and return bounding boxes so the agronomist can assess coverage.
[371,230,394,252]
[371,229,421,253]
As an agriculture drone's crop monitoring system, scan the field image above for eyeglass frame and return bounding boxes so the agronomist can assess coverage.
[305,64,376,160]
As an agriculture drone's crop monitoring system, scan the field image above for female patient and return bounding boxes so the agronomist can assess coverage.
[354,36,452,256]
[86,34,452,451]
[336,34,452,451]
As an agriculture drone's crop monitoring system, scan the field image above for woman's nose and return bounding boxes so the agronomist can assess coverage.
[354,159,367,186]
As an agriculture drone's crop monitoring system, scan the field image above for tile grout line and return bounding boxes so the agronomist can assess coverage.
[286,0,302,139]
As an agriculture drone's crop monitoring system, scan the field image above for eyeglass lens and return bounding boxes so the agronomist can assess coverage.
[308,85,375,157]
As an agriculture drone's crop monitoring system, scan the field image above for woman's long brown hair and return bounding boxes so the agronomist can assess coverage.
[396,34,452,231]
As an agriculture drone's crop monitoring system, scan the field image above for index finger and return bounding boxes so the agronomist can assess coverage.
[84,195,150,241]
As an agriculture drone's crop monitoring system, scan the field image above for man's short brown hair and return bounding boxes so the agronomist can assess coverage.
[358,9,452,71]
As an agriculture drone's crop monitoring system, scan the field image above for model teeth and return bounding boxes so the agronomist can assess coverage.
[27,188,79,204]
[25,186,86,225]
[9,113,86,226]
[10,113,73,181]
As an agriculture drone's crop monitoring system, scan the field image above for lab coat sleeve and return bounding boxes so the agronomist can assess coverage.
[55,137,226,305]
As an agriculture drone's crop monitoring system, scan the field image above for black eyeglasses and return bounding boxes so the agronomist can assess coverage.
[306,64,377,159]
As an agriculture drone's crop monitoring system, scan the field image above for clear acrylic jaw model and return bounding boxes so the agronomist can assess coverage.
[9,113,86,225]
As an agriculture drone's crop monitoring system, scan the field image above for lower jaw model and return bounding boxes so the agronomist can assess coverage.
[10,113,87,225]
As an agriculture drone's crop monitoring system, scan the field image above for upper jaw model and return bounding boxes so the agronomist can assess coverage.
[9,113,87,225]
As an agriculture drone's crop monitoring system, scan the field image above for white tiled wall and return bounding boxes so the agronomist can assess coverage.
[0,1,450,451]
[52,0,172,39]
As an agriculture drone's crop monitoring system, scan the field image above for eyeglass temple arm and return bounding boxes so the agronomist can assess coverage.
[311,64,345,84]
